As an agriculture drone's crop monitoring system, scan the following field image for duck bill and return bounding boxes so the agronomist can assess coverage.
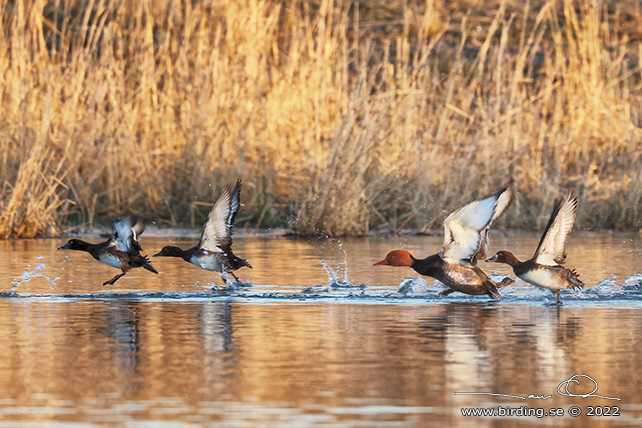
[485,255,498,263]
[373,259,389,266]
[58,243,70,250]
[152,252,161,257]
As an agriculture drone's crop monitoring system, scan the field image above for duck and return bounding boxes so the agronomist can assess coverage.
[486,192,583,305]
[374,185,514,300]
[58,215,158,285]
[153,180,251,283]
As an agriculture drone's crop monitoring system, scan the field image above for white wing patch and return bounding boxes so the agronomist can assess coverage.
[441,186,512,264]
[533,193,578,266]
[477,186,513,262]
[199,181,242,253]
[199,187,232,252]
[189,254,223,272]
[111,217,134,253]
[111,216,145,254]
[98,253,122,269]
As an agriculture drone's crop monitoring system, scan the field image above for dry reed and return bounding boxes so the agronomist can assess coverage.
[0,0,641,238]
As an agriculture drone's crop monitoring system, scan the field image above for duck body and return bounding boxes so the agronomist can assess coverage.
[516,261,582,293]
[58,216,157,286]
[153,180,251,283]
[487,251,583,295]
[375,185,514,300]
[156,245,250,273]
[486,193,584,304]
[379,251,510,299]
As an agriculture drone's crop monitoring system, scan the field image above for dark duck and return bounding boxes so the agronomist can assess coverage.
[486,193,583,305]
[58,216,158,285]
[153,180,251,283]
[374,185,514,300]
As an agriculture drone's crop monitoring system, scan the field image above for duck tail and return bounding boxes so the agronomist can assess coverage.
[233,256,252,270]
[569,269,584,289]
[142,255,158,274]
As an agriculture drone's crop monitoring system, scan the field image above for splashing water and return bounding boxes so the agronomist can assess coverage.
[623,274,642,288]
[214,272,252,292]
[301,285,330,294]
[12,263,60,292]
[397,277,429,296]
[319,239,366,289]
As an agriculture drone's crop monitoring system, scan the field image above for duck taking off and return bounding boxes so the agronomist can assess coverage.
[374,185,514,300]
[153,180,251,283]
[58,216,158,286]
[486,193,583,305]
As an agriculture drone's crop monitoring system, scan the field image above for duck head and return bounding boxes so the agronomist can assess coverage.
[58,239,89,251]
[374,250,414,267]
[153,246,184,258]
[485,250,519,265]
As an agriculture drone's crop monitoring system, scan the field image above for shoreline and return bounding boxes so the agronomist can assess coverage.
[20,226,642,241]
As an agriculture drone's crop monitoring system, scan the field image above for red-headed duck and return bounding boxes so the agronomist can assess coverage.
[486,193,583,305]
[153,180,251,282]
[375,185,514,300]
[58,215,158,285]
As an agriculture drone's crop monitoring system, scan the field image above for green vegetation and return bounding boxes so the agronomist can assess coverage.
[1,0,641,238]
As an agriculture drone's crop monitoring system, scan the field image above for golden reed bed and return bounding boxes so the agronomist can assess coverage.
[1,0,641,238]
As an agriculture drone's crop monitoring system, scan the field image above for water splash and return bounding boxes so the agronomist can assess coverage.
[1,284,642,305]
[623,274,642,288]
[319,260,366,289]
[214,272,252,292]
[583,279,619,296]
[397,277,429,296]
[301,285,330,294]
[12,263,60,292]
[319,239,366,289]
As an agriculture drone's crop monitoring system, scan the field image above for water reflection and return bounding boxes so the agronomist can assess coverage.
[0,300,641,426]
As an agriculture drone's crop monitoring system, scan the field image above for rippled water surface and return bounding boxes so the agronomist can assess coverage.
[1,232,641,427]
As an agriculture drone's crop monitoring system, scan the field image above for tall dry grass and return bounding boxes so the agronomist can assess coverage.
[0,0,641,237]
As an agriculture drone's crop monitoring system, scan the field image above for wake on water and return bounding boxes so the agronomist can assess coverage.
[6,251,642,305]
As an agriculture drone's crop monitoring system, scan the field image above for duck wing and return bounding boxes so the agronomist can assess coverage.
[199,180,242,253]
[111,215,145,254]
[533,193,577,266]
[476,185,513,264]
[441,185,513,265]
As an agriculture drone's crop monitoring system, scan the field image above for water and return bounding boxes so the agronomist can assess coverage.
[1,232,641,427]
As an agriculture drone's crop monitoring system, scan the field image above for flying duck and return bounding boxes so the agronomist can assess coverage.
[486,193,583,305]
[375,185,514,300]
[58,216,158,285]
[153,180,251,283]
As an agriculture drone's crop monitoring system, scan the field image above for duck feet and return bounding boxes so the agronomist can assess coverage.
[215,272,237,292]
[496,277,514,288]
[103,273,126,286]
[439,289,455,297]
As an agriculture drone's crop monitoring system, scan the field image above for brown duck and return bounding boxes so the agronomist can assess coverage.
[375,185,514,300]
[486,193,583,305]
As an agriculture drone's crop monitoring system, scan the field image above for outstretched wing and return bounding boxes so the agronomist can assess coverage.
[476,185,513,264]
[199,180,242,252]
[441,185,513,265]
[533,193,578,266]
[111,215,145,254]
